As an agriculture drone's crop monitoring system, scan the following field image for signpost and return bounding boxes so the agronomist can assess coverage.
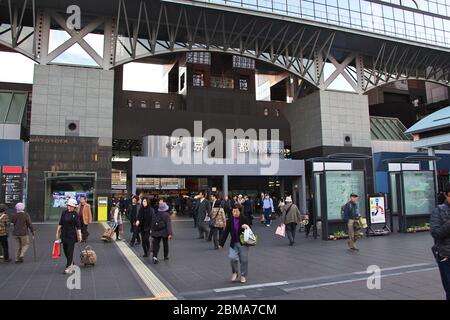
[1,166,24,209]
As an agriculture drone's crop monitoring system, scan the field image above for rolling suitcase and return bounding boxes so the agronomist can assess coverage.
[80,245,97,266]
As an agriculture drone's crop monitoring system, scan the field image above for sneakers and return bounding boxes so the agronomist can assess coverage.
[231,273,238,282]
[164,257,169,261]
[15,257,24,264]
[63,265,74,274]
[152,257,159,264]
[240,276,247,284]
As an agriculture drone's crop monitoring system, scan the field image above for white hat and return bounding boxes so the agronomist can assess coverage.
[15,202,25,212]
[285,196,292,203]
[67,198,78,208]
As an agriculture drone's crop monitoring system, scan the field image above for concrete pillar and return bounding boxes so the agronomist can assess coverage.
[223,174,229,198]
[299,176,306,212]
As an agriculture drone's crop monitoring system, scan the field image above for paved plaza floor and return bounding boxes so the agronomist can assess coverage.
[0,216,445,300]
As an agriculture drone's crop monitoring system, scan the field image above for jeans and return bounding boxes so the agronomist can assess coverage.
[438,258,450,300]
[152,237,169,259]
[285,223,297,244]
[141,230,151,255]
[0,236,9,260]
[263,208,272,225]
[130,224,141,245]
[229,243,249,277]
[14,236,29,261]
[62,240,75,268]
[210,227,224,248]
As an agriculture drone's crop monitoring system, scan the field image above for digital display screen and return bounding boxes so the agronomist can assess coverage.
[52,192,87,208]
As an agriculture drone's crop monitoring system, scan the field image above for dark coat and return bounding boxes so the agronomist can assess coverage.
[137,206,154,232]
[219,214,249,248]
[196,199,211,224]
[151,210,173,238]
[127,204,141,224]
[342,201,359,222]
[431,201,450,257]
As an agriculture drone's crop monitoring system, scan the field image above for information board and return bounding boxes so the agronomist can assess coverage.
[369,196,386,224]
[1,173,24,206]
[325,171,365,220]
[403,171,436,216]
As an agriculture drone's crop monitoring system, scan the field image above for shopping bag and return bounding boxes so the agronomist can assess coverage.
[240,227,257,246]
[358,217,368,229]
[275,224,286,237]
[52,240,61,259]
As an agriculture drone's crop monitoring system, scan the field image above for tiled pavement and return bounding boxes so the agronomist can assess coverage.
[0,217,446,300]
[132,216,445,300]
[0,223,151,300]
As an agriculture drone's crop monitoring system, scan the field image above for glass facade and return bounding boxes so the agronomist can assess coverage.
[198,0,450,47]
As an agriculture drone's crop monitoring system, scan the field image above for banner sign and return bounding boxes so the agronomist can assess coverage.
[369,196,386,224]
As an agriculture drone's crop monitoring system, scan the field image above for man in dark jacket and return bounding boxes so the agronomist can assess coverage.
[151,201,173,264]
[196,192,211,240]
[431,182,450,300]
[342,193,360,251]
[127,196,141,246]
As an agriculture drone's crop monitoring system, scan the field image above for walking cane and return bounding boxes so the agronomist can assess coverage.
[32,233,37,262]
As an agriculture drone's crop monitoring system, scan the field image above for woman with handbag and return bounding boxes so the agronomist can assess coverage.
[219,204,250,284]
[280,196,303,246]
[55,198,81,274]
[136,198,154,258]
[209,194,227,250]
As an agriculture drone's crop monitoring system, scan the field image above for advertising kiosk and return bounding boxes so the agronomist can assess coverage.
[309,153,371,241]
[384,155,439,233]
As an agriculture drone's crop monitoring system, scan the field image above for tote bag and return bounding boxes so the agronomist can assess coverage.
[275,224,286,237]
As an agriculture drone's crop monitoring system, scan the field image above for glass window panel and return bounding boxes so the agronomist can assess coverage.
[273,0,287,12]
[404,11,414,24]
[327,0,338,6]
[6,93,26,123]
[383,5,393,19]
[371,2,382,16]
[393,8,404,21]
[337,0,349,8]
[287,0,301,14]
[315,3,327,18]
[350,11,362,26]
[414,13,424,26]
[348,0,360,11]
[362,13,373,30]
[403,172,436,216]
[0,92,13,121]
[361,0,372,14]
[424,15,434,27]
[327,5,339,21]
[315,0,326,4]
[428,1,438,13]
[434,17,444,30]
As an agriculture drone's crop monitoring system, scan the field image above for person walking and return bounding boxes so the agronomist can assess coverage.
[78,196,92,242]
[151,201,173,264]
[222,195,233,222]
[262,193,274,227]
[127,195,141,246]
[136,198,154,257]
[280,196,303,246]
[242,196,254,226]
[196,192,211,240]
[431,182,450,300]
[209,195,227,249]
[219,204,250,284]
[55,199,81,274]
[11,203,34,263]
[342,193,361,251]
[0,204,10,262]
[111,202,123,241]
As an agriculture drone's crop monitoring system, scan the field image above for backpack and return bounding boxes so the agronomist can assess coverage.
[152,212,166,232]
